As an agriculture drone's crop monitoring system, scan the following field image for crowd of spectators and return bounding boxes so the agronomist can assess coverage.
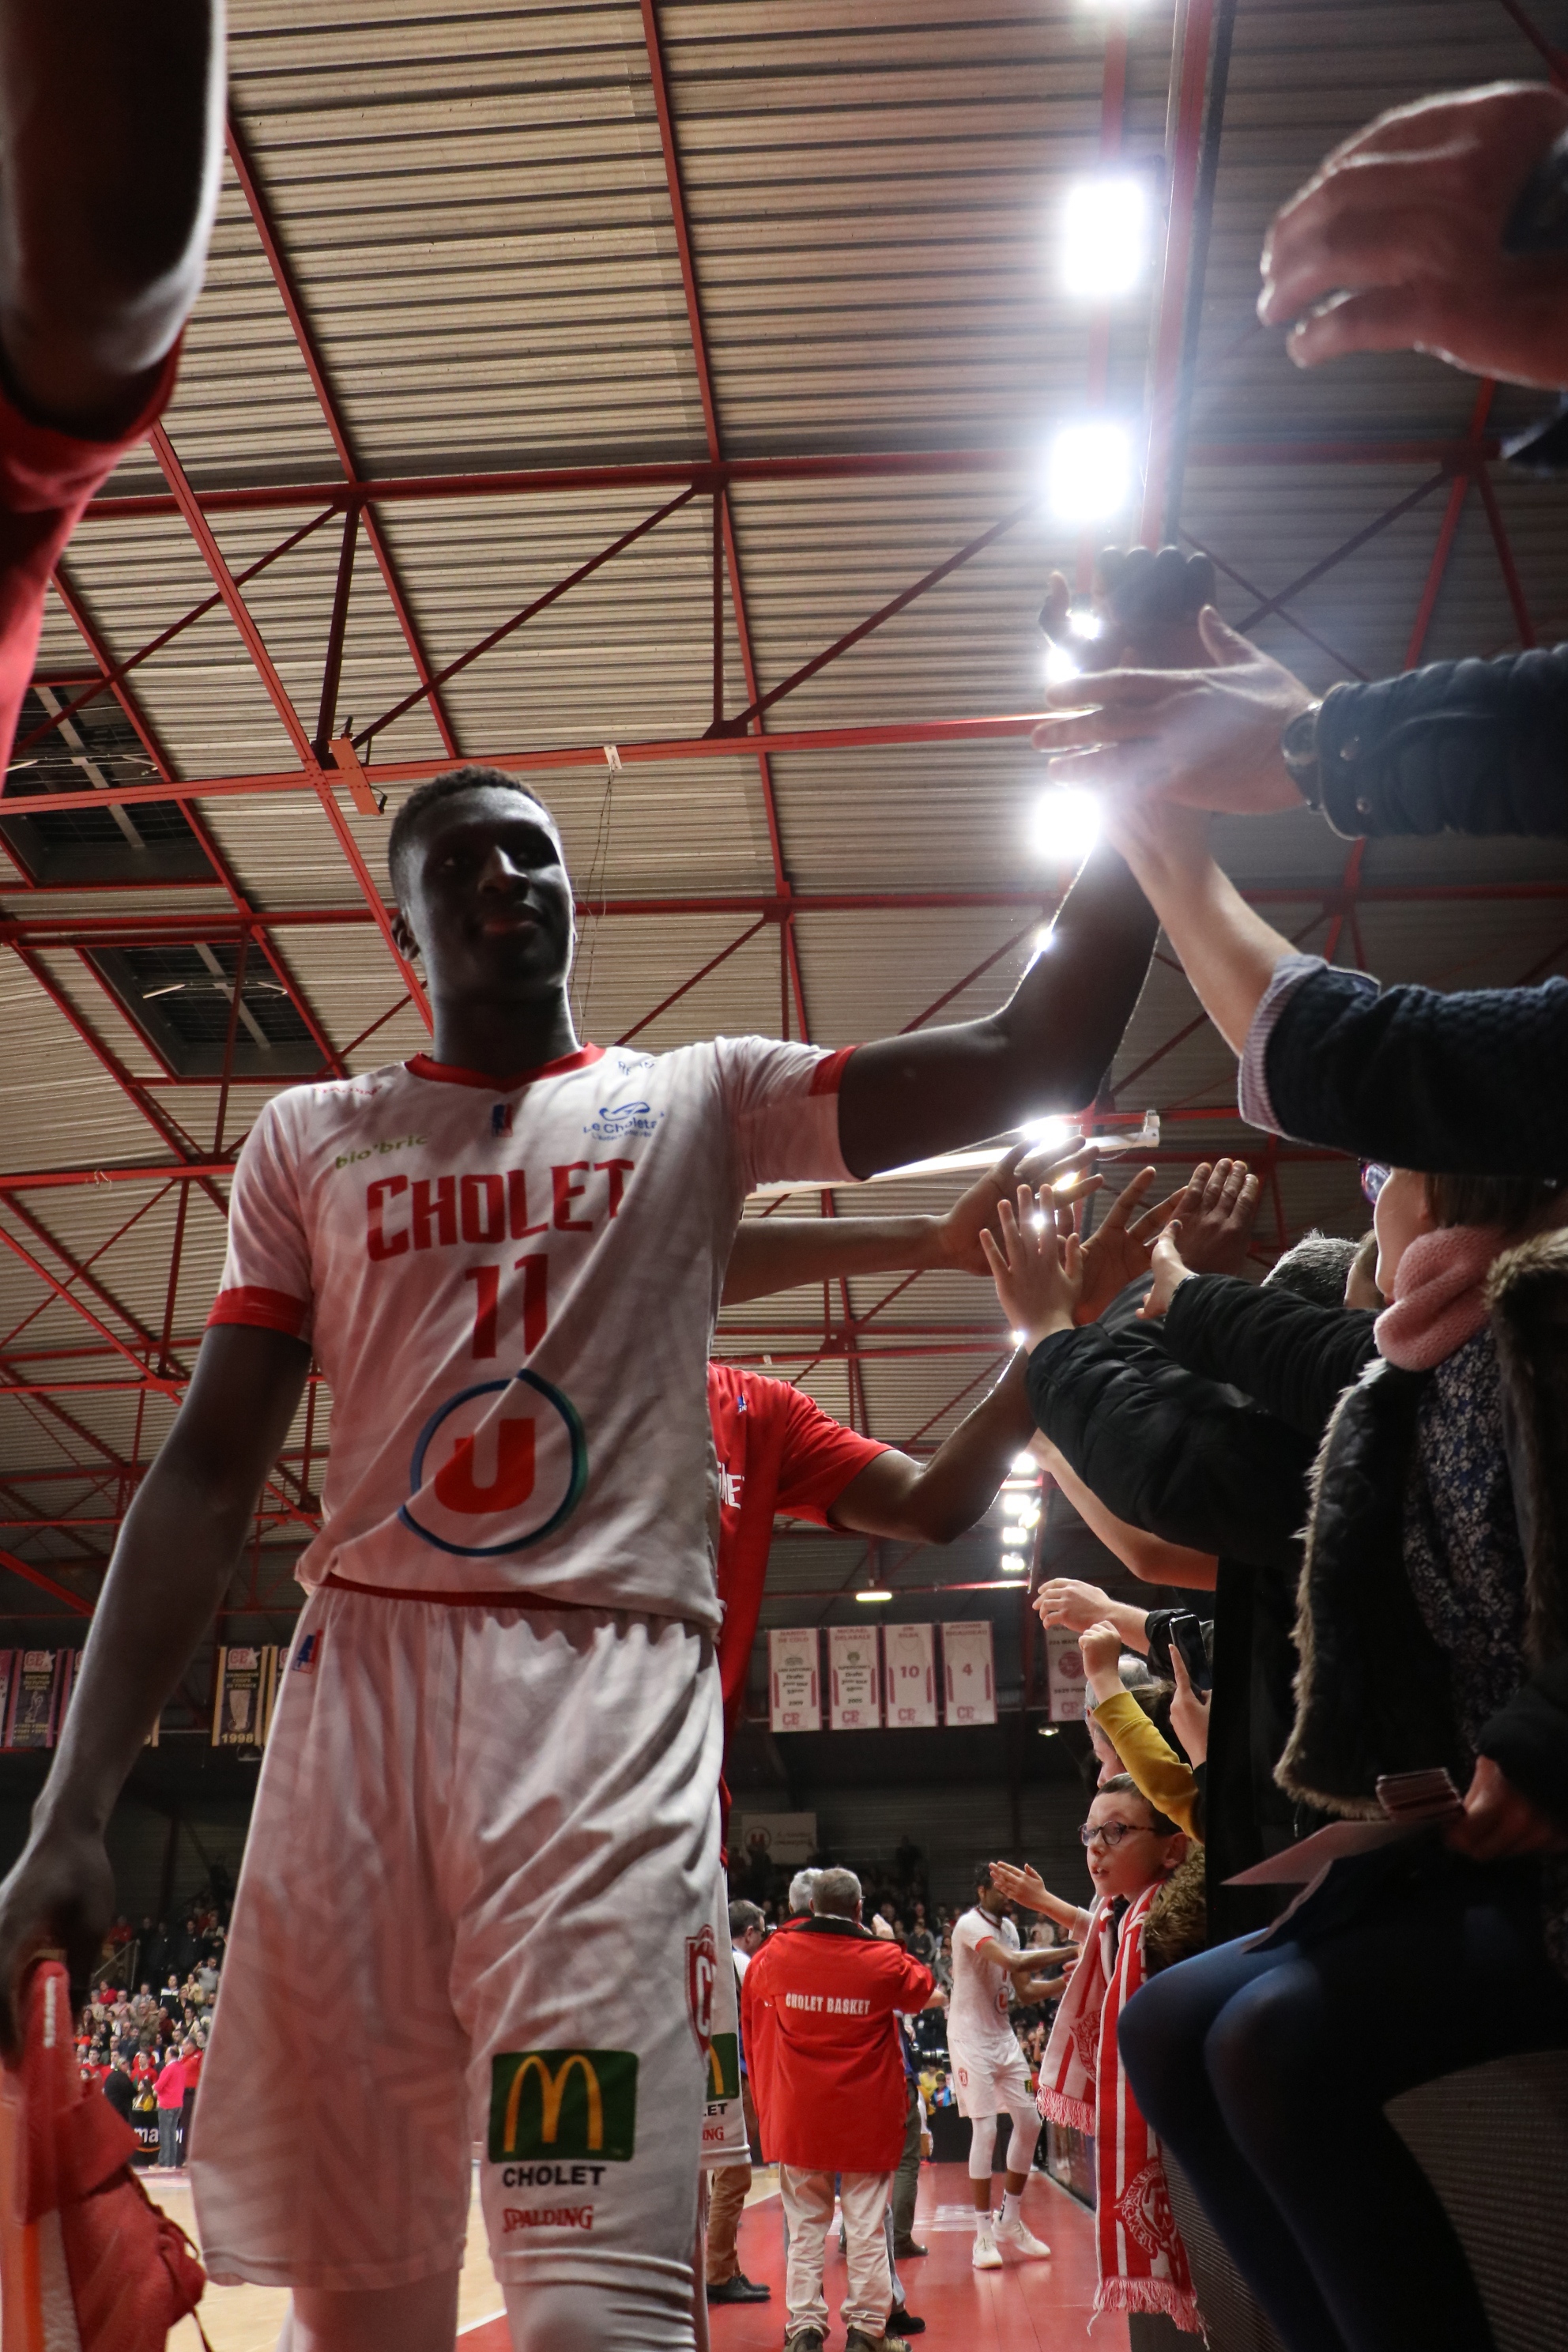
[76,1894,229,2170]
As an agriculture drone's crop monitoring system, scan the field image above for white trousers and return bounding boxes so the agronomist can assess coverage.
[778,2167,892,2338]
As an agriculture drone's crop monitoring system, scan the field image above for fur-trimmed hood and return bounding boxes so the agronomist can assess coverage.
[1278,1229,1568,1819]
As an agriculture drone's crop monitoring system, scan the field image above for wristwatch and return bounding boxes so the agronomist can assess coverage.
[1279,700,1325,809]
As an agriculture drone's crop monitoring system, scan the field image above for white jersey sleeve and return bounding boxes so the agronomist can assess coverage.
[211,1095,315,1344]
[712,1035,855,1192]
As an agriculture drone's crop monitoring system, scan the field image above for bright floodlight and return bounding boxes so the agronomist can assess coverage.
[1062,175,1148,300]
[1012,1452,1040,1476]
[1033,787,1100,865]
[1047,420,1132,525]
[1000,1525,1030,1547]
[1044,641,1080,685]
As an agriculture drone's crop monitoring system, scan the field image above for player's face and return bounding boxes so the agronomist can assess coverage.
[394,787,575,1002]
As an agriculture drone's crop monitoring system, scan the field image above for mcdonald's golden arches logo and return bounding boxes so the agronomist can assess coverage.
[488,2049,639,2163]
[707,2031,740,2103]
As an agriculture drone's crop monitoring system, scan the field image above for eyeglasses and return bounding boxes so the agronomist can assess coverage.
[1359,1161,1391,1206]
[1078,1820,1154,1849]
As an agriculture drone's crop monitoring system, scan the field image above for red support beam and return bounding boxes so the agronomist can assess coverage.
[0,1224,179,1400]
[1475,466,1539,648]
[46,564,345,1081]
[354,487,700,749]
[0,1549,93,1616]
[1141,0,1219,544]
[1236,475,1447,633]
[223,113,462,758]
[14,508,337,758]
[614,918,769,1047]
[149,422,431,1027]
[710,499,1036,736]
[77,441,1501,528]
[4,876,1563,949]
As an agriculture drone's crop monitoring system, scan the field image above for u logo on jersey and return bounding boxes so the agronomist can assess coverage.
[400,1370,587,1555]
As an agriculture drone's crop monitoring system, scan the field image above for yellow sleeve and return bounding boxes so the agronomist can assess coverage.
[1091,1689,1202,1839]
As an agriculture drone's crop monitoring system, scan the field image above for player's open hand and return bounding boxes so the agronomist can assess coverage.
[1039,545,1217,677]
[933,1140,1099,1276]
[1035,1575,1114,1634]
[1034,608,1316,816]
[1163,1157,1260,1279]
[1074,1164,1185,1321]
[1260,82,1568,386]
[979,1188,1082,1350]
[0,1825,115,2060]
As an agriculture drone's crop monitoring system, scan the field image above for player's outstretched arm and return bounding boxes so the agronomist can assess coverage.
[720,1142,1099,1304]
[827,1352,1037,1547]
[0,1325,308,2052]
[0,0,224,433]
[836,842,1158,1178]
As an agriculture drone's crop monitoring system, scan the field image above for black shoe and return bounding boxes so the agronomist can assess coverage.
[889,2310,925,2337]
[845,2333,907,2352]
[893,2237,927,2259]
[785,2333,825,2352]
[707,2273,771,2304]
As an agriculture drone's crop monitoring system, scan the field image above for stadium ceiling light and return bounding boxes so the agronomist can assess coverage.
[1044,641,1080,684]
[856,1581,892,1603]
[1012,1453,1039,1476]
[1062,174,1148,300]
[1000,1525,1030,1547]
[1032,787,1100,864]
[1047,419,1133,524]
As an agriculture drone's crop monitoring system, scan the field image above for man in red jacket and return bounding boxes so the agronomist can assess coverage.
[742,1868,934,2352]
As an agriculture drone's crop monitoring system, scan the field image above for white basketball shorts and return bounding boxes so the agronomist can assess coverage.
[948,2036,1034,2120]
[189,1585,722,2300]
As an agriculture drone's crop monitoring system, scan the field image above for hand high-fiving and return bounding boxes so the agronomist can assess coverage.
[979,1187,1083,1352]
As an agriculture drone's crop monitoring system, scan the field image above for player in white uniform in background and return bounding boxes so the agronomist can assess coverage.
[949,1865,1057,2269]
[0,766,1155,2352]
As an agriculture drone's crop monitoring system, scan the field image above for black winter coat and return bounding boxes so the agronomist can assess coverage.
[1163,1274,1378,1443]
[1024,1322,1316,1937]
[1262,644,1568,1171]
[1283,1230,1568,1832]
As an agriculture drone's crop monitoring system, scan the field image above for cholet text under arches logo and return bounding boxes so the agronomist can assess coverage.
[399,1369,587,1557]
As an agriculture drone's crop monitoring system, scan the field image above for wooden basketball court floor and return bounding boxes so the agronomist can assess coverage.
[152,2158,1125,2350]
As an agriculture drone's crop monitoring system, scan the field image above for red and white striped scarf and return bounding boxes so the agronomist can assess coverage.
[1038,1884,1202,2335]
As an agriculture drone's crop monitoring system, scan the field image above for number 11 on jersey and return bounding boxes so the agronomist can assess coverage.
[465,1254,548,1360]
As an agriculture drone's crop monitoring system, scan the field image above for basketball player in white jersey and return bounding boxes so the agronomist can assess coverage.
[949,1864,1057,2269]
[0,766,1155,2352]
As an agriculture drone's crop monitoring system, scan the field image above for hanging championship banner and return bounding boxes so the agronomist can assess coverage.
[827,1625,881,1730]
[884,1622,937,1728]
[1046,1624,1087,1722]
[3,1651,59,1750]
[0,1655,13,1747]
[942,1621,997,1725]
[211,1646,277,1748]
[768,1629,821,1732]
